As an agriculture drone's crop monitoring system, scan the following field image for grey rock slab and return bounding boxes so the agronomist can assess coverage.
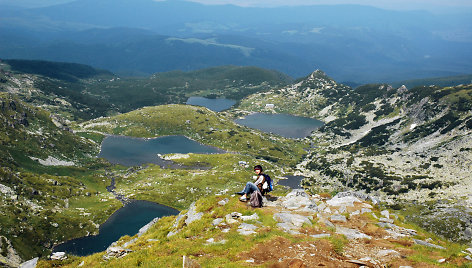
[311,233,331,239]
[172,213,186,229]
[212,218,224,226]
[323,219,336,229]
[238,223,258,235]
[50,252,67,260]
[299,204,318,213]
[167,230,180,238]
[138,217,160,237]
[330,214,347,223]
[379,217,394,224]
[276,222,301,235]
[413,239,446,249]
[123,238,137,248]
[225,214,238,224]
[377,249,400,258]
[350,210,360,217]
[381,210,390,219]
[336,226,372,240]
[327,195,362,207]
[217,198,229,206]
[19,257,39,268]
[361,208,372,214]
[185,202,204,225]
[281,189,317,210]
[241,213,259,221]
[274,212,311,227]
[317,202,327,211]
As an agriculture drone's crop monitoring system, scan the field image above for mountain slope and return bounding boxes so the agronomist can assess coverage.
[237,71,472,242]
[0,93,124,262]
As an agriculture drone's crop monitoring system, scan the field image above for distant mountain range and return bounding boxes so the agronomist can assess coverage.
[1,0,471,82]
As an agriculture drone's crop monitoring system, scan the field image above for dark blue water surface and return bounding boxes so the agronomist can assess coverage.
[278,175,305,189]
[53,200,179,256]
[98,135,224,166]
[234,113,324,138]
[186,96,236,112]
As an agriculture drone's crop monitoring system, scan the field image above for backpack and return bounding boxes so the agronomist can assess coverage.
[261,174,273,192]
[249,190,263,208]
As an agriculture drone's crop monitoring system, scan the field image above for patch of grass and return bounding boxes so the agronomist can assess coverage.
[329,235,348,255]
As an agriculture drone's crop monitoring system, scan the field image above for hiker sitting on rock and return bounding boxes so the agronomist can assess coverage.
[236,165,266,202]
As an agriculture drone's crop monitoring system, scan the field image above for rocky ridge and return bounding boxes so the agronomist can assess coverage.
[38,189,472,267]
[237,71,472,242]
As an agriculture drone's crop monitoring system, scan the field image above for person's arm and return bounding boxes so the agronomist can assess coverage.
[254,174,265,185]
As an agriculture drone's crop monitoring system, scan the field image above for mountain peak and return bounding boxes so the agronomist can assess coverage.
[309,69,330,80]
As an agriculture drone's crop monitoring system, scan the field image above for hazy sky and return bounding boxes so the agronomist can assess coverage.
[187,0,472,10]
[2,0,472,11]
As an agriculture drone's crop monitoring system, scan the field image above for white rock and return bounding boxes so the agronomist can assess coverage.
[51,252,67,260]
[361,208,372,214]
[217,198,229,206]
[350,210,360,217]
[381,210,390,219]
[212,218,224,226]
[327,196,361,207]
[330,214,347,222]
[241,213,259,221]
[379,217,394,224]
[438,258,446,263]
[311,233,331,239]
[377,249,400,258]
[336,226,372,240]
[19,257,39,268]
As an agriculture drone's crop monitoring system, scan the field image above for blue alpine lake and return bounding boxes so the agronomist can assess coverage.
[98,135,224,166]
[278,175,305,189]
[234,113,324,138]
[186,96,236,112]
[53,200,179,256]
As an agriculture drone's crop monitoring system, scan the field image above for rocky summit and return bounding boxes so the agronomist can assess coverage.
[36,189,472,267]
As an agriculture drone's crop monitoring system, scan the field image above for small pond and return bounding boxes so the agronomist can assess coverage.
[53,200,179,256]
[186,96,236,112]
[98,135,224,166]
[234,113,323,138]
[278,175,305,189]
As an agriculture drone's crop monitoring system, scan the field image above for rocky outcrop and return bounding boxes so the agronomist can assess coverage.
[0,236,23,267]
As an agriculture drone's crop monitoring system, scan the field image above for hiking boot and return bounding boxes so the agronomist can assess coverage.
[235,191,245,195]
[239,196,247,202]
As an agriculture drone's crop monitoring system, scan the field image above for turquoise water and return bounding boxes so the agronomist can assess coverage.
[98,135,224,166]
[53,200,179,256]
[186,96,236,112]
[234,113,323,138]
